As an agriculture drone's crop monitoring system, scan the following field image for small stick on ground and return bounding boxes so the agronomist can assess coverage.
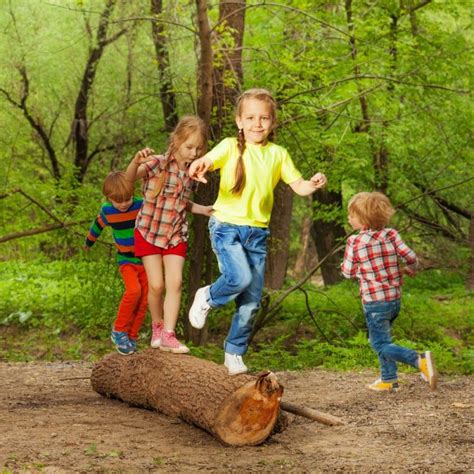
[281,401,345,426]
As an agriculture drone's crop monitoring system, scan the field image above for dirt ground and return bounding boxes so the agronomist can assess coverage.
[1,360,473,473]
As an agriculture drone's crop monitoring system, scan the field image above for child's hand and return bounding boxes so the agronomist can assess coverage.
[189,203,214,216]
[189,158,211,183]
[83,245,90,251]
[202,205,214,217]
[402,267,416,277]
[310,172,327,189]
[133,148,154,165]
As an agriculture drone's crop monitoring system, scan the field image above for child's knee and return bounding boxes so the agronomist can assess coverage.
[148,282,165,296]
[225,270,252,293]
[166,278,183,293]
[124,282,141,299]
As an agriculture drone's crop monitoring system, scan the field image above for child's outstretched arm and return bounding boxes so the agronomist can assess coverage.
[189,157,214,183]
[289,172,327,196]
[188,201,214,217]
[84,210,107,250]
[125,147,154,181]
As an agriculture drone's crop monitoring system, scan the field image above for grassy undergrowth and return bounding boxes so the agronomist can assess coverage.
[1,259,473,375]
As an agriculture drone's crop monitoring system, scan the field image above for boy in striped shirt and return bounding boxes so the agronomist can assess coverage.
[85,171,148,355]
[341,192,437,391]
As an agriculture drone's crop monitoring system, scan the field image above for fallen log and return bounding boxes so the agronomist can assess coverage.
[91,349,284,446]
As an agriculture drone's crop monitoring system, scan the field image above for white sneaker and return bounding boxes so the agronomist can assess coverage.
[189,285,211,329]
[224,352,248,375]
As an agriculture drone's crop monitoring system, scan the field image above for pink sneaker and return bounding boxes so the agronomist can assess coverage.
[150,321,164,348]
[159,330,190,354]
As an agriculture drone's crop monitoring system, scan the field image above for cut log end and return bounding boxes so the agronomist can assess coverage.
[213,372,284,446]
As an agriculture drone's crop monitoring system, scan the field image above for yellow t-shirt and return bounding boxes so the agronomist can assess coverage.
[206,137,302,227]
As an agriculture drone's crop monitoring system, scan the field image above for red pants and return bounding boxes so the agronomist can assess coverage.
[114,264,148,339]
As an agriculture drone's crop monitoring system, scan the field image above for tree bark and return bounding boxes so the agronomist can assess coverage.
[265,182,294,289]
[186,0,217,345]
[311,189,345,285]
[195,0,213,126]
[467,215,474,291]
[91,350,284,446]
[210,0,246,140]
[293,215,318,278]
[150,0,179,131]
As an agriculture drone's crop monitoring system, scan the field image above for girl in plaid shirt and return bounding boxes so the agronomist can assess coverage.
[341,192,437,391]
[126,116,213,353]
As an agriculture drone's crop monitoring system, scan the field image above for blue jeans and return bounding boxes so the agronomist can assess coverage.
[363,299,419,382]
[207,216,269,355]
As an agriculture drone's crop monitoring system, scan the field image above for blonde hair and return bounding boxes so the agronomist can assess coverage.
[232,88,278,195]
[348,192,395,230]
[102,171,133,202]
[151,115,208,199]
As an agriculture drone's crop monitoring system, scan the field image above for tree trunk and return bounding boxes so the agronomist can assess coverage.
[293,215,318,278]
[311,189,345,285]
[195,0,213,126]
[72,0,126,183]
[467,214,474,291]
[210,0,246,140]
[265,182,293,289]
[186,205,216,345]
[150,0,178,131]
[91,350,284,446]
[186,0,219,345]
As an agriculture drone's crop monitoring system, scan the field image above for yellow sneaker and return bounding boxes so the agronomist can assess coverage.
[367,379,399,392]
[418,351,438,390]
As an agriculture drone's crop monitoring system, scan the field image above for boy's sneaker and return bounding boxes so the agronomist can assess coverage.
[129,339,137,352]
[159,330,190,354]
[189,286,211,329]
[224,352,248,376]
[367,378,399,392]
[111,330,134,356]
[418,351,438,390]
[150,321,164,348]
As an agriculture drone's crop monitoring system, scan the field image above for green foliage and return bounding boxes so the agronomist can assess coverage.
[0,258,122,337]
[0,259,471,375]
[0,1,472,379]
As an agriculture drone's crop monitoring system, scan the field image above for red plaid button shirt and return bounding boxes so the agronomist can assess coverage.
[341,228,418,303]
[136,155,197,249]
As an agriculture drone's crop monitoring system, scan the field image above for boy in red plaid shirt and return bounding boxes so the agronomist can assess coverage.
[341,192,437,391]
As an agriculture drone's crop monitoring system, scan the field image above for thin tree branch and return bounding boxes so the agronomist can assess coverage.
[298,287,334,344]
[211,1,350,38]
[398,177,474,208]
[0,221,88,244]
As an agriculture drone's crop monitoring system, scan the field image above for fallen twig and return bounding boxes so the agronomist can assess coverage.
[281,401,345,426]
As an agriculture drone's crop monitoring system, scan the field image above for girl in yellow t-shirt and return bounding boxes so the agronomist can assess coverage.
[188,88,327,375]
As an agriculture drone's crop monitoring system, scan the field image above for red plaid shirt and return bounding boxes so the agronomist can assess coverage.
[136,155,197,249]
[341,228,418,303]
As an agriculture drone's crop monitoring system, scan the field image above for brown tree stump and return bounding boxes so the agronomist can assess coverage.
[91,349,284,446]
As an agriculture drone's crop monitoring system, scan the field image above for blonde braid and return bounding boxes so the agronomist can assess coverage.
[231,128,246,195]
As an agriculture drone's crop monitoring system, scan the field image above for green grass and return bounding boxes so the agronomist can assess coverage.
[0,258,472,375]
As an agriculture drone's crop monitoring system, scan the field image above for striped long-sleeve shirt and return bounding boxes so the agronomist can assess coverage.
[341,228,418,303]
[85,197,143,266]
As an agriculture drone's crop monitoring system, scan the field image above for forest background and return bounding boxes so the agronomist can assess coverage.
[0,0,472,376]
